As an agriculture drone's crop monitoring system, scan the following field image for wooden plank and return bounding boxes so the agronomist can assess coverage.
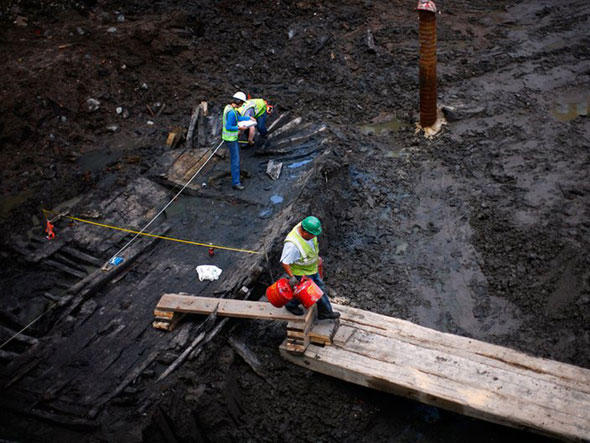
[342,327,589,415]
[280,305,590,441]
[166,148,214,184]
[68,223,170,297]
[61,245,103,266]
[185,105,200,149]
[282,342,590,441]
[309,319,339,346]
[156,294,304,322]
[44,259,87,279]
[335,305,590,393]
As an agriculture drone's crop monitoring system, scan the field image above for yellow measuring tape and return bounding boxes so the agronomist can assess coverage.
[42,210,261,255]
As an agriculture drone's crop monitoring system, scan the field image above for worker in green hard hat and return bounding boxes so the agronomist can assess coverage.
[280,216,340,320]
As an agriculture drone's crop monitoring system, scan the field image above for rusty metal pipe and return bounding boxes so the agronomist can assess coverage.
[418,4,437,127]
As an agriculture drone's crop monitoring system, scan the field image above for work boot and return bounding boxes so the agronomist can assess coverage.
[232,183,245,191]
[318,311,340,320]
[285,304,304,316]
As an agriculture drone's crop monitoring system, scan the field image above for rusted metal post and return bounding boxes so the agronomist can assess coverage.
[417,0,437,128]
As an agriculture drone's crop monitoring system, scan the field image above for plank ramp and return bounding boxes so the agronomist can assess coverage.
[280,304,590,441]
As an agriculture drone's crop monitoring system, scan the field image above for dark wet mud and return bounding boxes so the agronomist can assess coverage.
[1,0,589,441]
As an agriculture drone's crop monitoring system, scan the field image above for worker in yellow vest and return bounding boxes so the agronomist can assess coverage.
[239,98,273,145]
[222,91,252,190]
[280,216,340,319]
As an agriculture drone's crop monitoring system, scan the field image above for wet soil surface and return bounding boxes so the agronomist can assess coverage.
[1,0,589,441]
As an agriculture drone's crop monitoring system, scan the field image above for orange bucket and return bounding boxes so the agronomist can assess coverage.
[293,276,324,308]
[266,278,294,307]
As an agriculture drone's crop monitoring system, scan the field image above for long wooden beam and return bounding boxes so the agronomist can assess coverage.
[281,304,590,441]
[155,294,303,322]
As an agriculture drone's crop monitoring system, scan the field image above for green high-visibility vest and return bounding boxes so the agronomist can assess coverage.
[240,99,266,118]
[222,105,239,141]
[285,223,319,275]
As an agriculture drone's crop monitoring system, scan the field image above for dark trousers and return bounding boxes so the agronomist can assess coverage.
[286,273,334,314]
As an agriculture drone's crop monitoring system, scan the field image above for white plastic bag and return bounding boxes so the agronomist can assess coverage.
[196,265,223,281]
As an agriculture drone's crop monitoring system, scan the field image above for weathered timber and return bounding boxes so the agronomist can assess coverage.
[266,112,288,134]
[266,117,302,140]
[185,105,200,149]
[188,318,228,360]
[280,304,590,441]
[4,358,41,388]
[0,349,20,360]
[155,294,305,323]
[0,324,39,347]
[53,251,89,271]
[228,336,273,386]
[88,351,159,418]
[269,124,327,150]
[69,223,171,297]
[152,312,185,332]
[284,305,316,354]
[14,238,65,263]
[157,311,218,381]
[43,259,87,279]
[4,400,97,431]
[61,245,103,266]
[166,148,214,185]
[196,101,208,147]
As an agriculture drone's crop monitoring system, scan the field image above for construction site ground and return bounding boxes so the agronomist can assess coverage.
[1,0,589,441]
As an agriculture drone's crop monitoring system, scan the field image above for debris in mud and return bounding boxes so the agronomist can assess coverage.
[266,160,282,180]
[86,98,100,112]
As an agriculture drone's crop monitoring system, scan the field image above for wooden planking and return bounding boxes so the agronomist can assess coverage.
[341,326,588,415]
[281,305,590,441]
[335,305,590,394]
[156,294,304,322]
[167,148,215,185]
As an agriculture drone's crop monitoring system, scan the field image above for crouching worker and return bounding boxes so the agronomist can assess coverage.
[281,216,340,320]
[239,98,273,145]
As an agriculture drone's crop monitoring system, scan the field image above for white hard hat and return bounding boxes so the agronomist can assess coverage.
[232,91,247,102]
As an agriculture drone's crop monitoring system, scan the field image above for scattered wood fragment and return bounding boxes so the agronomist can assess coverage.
[366,29,376,52]
[156,103,166,117]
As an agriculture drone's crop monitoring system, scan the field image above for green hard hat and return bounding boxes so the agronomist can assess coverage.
[301,216,322,236]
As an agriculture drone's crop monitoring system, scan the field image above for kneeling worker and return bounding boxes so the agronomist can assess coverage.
[281,216,340,320]
[239,97,273,145]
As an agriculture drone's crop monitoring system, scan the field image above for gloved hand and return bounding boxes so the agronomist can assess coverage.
[288,276,299,288]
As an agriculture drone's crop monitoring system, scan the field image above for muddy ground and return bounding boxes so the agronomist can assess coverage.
[1,0,589,441]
